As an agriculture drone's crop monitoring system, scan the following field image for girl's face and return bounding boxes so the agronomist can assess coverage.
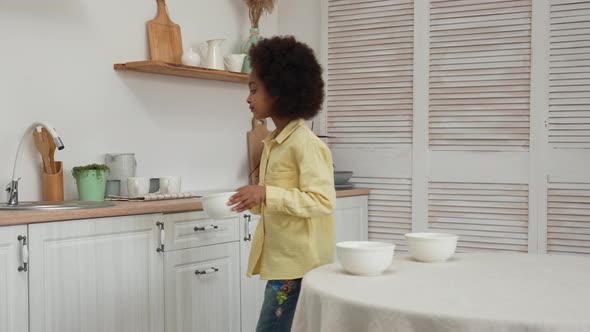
[246,70,275,120]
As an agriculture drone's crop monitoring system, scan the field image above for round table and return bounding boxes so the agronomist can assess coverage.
[291,253,590,332]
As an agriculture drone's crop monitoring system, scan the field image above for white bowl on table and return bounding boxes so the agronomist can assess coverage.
[200,191,238,219]
[404,232,458,263]
[336,241,395,276]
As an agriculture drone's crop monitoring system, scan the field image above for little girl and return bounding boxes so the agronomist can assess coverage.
[228,36,336,332]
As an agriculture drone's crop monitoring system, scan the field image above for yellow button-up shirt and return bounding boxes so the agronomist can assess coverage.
[247,119,336,280]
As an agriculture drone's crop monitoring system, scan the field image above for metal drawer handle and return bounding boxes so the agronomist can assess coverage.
[194,225,219,232]
[243,214,252,241]
[156,222,165,252]
[18,235,28,272]
[195,267,219,275]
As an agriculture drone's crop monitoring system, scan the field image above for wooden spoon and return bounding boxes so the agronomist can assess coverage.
[32,129,53,174]
[41,128,57,174]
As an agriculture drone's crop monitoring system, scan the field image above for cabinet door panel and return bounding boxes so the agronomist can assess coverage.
[29,214,164,332]
[335,196,369,244]
[0,225,28,332]
[165,242,240,332]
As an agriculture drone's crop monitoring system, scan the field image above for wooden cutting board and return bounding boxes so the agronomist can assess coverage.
[247,118,270,185]
[147,0,182,64]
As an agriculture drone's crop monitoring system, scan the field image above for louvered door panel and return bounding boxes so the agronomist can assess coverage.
[548,182,590,255]
[350,177,412,251]
[327,0,413,147]
[549,0,590,149]
[429,0,532,151]
[429,182,529,252]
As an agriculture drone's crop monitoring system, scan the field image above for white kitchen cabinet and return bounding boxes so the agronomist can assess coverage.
[239,213,266,332]
[162,210,241,332]
[0,225,28,332]
[28,214,165,332]
[334,195,369,243]
[164,241,240,332]
[0,194,367,332]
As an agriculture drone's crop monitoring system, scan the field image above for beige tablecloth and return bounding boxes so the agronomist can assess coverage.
[292,253,590,332]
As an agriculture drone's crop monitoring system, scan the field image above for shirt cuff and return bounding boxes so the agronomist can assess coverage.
[265,185,284,213]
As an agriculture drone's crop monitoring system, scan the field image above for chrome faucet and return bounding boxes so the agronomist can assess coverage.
[5,122,65,206]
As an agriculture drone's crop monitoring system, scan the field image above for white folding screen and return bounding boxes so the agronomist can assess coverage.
[547,182,590,255]
[354,177,412,251]
[544,0,590,256]
[426,0,532,254]
[325,0,415,249]
[548,0,590,149]
[323,0,590,255]
[429,182,529,253]
[429,0,532,151]
[326,0,414,147]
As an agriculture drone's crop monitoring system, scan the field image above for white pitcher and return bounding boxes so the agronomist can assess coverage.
[198,39,225,70]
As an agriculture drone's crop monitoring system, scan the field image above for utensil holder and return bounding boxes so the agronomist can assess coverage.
[42,161,64,201]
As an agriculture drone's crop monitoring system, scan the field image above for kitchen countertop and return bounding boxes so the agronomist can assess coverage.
[0,188,369,226]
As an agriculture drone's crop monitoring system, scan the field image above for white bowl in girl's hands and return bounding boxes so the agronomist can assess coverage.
[404,232,458,263]
[336,241,395,276]
[200,191,239,219]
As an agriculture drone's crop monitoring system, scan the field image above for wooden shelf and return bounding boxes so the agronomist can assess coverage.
[113,60,248,84]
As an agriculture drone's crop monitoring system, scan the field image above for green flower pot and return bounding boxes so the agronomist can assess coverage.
[75,169,109,201]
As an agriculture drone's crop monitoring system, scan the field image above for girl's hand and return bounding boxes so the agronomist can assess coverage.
[228,185,266,212]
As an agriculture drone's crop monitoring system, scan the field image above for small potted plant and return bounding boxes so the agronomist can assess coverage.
[72,163,110,201]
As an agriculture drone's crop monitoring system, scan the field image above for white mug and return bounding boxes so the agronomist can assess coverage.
[127,177,150,197]
[224,54,246,72]
[159,176,181,194]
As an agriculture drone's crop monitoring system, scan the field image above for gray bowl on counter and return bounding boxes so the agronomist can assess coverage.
[334,171,353,185]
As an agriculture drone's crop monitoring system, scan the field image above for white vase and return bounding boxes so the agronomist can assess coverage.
[181,48,201,67]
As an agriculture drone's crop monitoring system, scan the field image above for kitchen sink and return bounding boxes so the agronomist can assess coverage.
[0,200,115,211]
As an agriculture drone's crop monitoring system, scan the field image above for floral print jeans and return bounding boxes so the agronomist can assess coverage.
[256,278,303,332]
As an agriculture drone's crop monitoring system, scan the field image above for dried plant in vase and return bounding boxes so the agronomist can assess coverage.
[241,0,277,73]
[244,0,276,28]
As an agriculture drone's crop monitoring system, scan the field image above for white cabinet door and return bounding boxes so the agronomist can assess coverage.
[29,214,164,332]
[239,214,267,332]
[334,195,369,243]
[0,225,28,332]
[165,241,240,332]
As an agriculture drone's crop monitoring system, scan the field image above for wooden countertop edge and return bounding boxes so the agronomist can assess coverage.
[0,188,370,226]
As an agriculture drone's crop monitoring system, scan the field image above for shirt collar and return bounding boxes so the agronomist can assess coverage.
[264,119,305,145]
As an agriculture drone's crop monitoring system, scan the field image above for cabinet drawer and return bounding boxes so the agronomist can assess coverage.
[163,211,239,251]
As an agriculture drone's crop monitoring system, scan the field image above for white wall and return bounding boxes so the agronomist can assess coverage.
[278,0,321,53]
[277,0,325,135]
[0,0,278,201]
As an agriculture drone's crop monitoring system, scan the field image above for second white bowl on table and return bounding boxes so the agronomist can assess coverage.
[200,191,238,219]
[336,241,395,276]
[404,232,458,263]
